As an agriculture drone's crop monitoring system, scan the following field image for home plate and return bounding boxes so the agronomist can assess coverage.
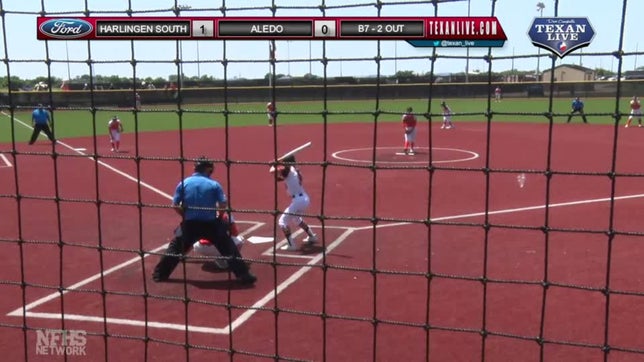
[246,236,274,244]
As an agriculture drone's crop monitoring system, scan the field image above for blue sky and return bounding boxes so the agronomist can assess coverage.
[2,0,642,81]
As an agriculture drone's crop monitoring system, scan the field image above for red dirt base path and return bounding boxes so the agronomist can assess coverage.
[1,120,644,361]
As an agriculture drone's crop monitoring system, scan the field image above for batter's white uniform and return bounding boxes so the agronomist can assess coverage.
[108,118,122,141]
[442,106,452,122]
[441,105,453,129]
[405,128,417,143]
[279,167,310,229]
[267,103,274,121]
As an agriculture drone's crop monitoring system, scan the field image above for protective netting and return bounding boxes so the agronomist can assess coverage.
[1,0,644,360]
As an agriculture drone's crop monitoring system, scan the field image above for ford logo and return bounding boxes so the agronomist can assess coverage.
[39,18,93,39]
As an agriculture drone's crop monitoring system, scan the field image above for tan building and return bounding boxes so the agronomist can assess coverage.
[541,64,596,82]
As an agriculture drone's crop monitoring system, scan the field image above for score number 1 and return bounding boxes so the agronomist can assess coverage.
[314,20,336,38]
[192,20,214,37]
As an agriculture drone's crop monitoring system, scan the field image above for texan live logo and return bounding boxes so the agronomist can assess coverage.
[528,17,595,58]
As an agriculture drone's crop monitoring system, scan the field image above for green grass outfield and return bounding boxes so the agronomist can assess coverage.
[0,97,635,143]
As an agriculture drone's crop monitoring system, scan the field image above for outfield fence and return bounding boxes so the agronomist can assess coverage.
[5,80,644,108]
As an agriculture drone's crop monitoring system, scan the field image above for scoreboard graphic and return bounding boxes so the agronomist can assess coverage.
[37,17,507,47]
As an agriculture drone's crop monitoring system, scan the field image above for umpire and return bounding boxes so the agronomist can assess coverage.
[152,156,257,284]
[29,104,56,145]
[566,97,588,124]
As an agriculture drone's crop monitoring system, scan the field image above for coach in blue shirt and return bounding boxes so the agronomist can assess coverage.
[152,156,256,284]
[566,97,588,124]
[29,104,56,144]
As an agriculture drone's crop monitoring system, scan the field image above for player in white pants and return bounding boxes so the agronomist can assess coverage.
[108,115,123,152]
[625,96,642,128]
[494,86,502,102]
[401,107,417,155]
[440,101,454,129]
[271,155,317,251]
[266,102,276,126]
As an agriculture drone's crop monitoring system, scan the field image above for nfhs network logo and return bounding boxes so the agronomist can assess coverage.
[39,18,93,39]
[528,17,595,58]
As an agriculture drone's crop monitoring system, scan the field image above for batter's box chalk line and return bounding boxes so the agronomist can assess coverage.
[5,221,265,334]
[0,153,13,168]
[5,222,359,334]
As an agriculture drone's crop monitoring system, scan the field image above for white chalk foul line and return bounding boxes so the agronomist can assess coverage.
[8,221,266,334]
[16,313,224,334]
[15,190,644,333]
[4,112,365,335]
[12,227,357,334]
[354,192,644,231]
[7,243,171,317]
[2,111,172,201]
[230,228,356,332]
[1,112,280,332]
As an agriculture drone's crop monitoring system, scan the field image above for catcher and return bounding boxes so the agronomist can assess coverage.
[157,217,245,272]
[191,213,245,269]
[270,155,317,251]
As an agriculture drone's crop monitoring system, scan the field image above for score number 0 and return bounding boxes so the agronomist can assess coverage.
[314,20,336,38]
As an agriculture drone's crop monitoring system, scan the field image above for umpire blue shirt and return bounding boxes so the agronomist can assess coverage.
[32,108,50,124]
[173,172,226,221]
[572,99,584,111]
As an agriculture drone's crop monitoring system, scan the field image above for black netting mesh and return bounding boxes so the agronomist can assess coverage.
[1,0,643,360]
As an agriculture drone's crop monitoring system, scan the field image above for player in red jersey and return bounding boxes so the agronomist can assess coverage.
[401,106,418,155]
[108,115,124,152]
[625,96,642,128]
[266,101,276,126]
[494,86,502,102]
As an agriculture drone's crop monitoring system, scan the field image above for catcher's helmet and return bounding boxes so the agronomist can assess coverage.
[194,156,214,172]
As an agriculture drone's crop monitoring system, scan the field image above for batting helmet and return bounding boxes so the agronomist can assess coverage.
[406,107,413,113]
[194,156,214,172]
[281,155,296,164]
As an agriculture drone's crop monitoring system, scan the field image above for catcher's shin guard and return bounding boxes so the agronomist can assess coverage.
[230,222,239,237]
